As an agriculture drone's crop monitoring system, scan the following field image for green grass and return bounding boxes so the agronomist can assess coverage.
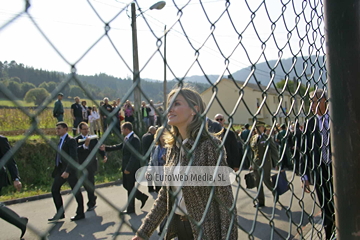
[0,187,51,201]
[0,132,123,202]
[0,100,35,107]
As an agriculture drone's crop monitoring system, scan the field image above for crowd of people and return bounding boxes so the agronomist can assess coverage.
[1,88,334,240]
[53,94,165,138]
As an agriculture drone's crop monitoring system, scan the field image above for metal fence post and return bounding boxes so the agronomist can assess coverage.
[325,1,360,239]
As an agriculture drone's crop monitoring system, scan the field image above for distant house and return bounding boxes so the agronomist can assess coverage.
[200,78,306,125]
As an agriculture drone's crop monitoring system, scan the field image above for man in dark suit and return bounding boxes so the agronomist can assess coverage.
[49,122,85,222]
[71,97,83,136]
[240,123,252,169]
[288,122,302,175]
[76,122,107,211]
[101,122,148,214]
[0,135,28,239]
[141,126,156,192]
[207,117,222,133]
[214,114,241,171]
[302,90,334,239]
[276,124,292,169]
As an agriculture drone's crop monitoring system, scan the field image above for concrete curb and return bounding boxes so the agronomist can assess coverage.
[3,180,122,206]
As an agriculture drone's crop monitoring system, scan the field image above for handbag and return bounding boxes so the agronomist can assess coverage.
[244,172,256,189]
[271,170,289,195]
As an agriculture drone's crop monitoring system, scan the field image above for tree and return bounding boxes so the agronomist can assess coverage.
[276,78,313,113]
[8,81,22,97]
[38,81,57,94]
[0,81,6,98]
[24,88,50,106]
[69,85,85,98]
[47,81,57,94]
[38,81,49,89]
[10,76,21,83]
[21,82,36,98]
[61,82,71,97]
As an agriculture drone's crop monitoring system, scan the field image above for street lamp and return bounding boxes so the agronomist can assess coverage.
[131,1,166,131]
[149,1,166,11]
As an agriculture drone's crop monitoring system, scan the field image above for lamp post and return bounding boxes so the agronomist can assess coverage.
[131,1,165,131]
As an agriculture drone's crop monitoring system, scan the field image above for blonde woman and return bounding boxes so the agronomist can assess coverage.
[133,87,237,240]
[124,100,135,123]
[147,126,167,193]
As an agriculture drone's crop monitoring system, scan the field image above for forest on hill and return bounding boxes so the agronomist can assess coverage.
[0,60,210,105]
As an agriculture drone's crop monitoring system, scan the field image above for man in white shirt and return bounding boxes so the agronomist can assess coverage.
[76,122,107,211]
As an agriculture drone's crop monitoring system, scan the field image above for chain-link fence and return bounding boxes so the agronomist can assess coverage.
[0,0,336,239]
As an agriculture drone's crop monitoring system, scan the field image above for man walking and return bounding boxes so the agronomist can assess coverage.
[49,122,85,222]
[76,122,107,211]
[250,121,278,208]
[53,93,64,122]
[101,122,148,214]
[0,135,28,239]
[301,89,334,239]
[71,97,83,136]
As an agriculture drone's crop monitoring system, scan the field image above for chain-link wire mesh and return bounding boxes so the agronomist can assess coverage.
[0,0,334,239]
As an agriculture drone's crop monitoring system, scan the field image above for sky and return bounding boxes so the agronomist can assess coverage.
[0,0,325,82]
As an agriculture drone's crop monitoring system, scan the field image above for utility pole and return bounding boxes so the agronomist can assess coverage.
[131,2,141,130]
[163,25,167,108]
[130,1,166,131]
[325,0,360,239]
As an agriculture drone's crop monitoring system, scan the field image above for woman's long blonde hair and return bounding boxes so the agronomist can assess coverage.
[164,87,208,147]
[154,126,167,146]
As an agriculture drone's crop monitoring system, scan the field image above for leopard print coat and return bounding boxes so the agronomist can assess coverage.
[136,137,238,240]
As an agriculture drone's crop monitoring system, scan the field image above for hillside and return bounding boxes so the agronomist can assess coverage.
[1,55,325,104]
[177,55,326,86]
[0,62,210,103]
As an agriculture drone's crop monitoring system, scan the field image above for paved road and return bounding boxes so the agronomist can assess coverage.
[1,170,321,240]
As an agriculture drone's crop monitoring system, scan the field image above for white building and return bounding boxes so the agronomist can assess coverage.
[200,78,307,126]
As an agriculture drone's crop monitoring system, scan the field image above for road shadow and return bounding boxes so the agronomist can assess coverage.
[261,206,311,227]
[240,204,311,239]
[237,213,293,240]
[48,212,115,240]
[111,211,150,238]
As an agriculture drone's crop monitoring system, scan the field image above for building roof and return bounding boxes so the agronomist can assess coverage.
[203,78,291,96]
